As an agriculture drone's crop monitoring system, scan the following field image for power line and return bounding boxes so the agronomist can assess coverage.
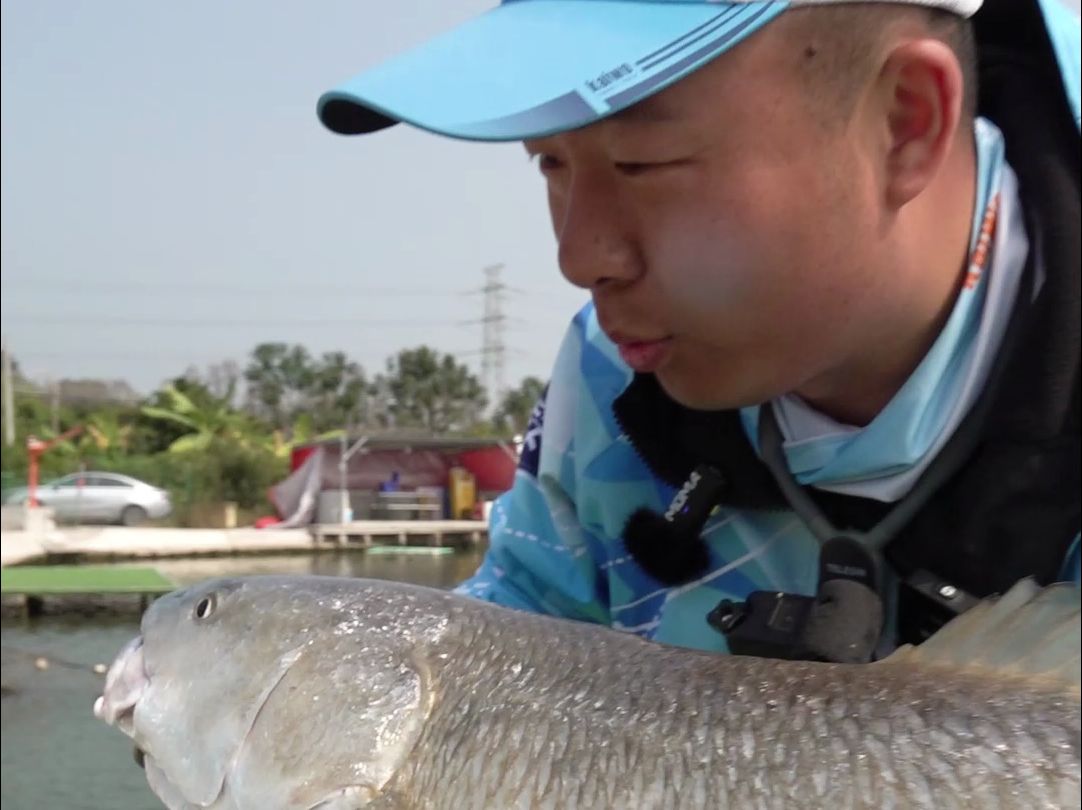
[11,346,533,362]
[2,314,464,328]
[2,276,584,303]
[1,278,467,296]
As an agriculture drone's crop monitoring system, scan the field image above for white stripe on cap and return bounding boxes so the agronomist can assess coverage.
[781,0,982,18]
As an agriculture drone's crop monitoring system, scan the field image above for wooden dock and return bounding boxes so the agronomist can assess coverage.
[1,564,176,616]
[311,519,487,548]
[1,521,488,567]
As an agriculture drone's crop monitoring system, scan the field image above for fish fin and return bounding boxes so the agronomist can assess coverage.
[883,578,1080,696]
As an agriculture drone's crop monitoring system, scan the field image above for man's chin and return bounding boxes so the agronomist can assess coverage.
[654,371,751,413]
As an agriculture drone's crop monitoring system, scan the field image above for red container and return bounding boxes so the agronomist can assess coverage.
[456,447,516,493]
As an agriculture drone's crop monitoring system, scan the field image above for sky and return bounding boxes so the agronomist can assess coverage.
[1,0,588,399]
[4,1,1078,401]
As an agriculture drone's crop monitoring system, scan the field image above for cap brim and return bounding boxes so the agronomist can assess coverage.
[318,0,788,141]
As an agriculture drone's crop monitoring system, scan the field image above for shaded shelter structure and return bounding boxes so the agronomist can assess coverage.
[269,432,518,527]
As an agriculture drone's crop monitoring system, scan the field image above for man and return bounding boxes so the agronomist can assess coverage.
[379,471,401,494]
[318,0,1080,658]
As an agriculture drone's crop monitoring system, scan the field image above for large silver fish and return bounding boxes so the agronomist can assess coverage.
[95,575,1080,809]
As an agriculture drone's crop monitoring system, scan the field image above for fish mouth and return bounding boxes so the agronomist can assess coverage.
[93,636,148,739]
[94,633,307,808]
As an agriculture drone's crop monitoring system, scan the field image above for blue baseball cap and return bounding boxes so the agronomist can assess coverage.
[317,0,981,142]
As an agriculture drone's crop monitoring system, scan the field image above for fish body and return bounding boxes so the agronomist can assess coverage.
[95,576,1080,809]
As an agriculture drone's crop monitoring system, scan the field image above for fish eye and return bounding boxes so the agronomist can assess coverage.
[194,594,217,621]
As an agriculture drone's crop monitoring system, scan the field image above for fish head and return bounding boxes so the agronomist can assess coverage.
[95,576,439,809]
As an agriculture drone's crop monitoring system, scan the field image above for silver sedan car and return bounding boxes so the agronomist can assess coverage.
[4,472,172,526]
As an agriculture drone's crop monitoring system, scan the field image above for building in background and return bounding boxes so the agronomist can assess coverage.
[269,433,517,526]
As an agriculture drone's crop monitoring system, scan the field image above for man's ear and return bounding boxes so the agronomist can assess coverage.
[874,39,965,209]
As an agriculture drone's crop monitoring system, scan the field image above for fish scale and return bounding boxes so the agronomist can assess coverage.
[390,594,1078,808]
[95,576,1079,809]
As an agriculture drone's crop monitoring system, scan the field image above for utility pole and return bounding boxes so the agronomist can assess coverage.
[2,338,14,447]
[480,264,508,409]
[50,379,61,434]
[338,433,368,531]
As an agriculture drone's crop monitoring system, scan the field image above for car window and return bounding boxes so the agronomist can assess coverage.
[87,475,132,488]
[53,474,86,488]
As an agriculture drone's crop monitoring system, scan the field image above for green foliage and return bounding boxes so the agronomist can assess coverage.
[492,376,546,437]
[0,392,83,480]
[305,351,370,432]
[378,347,487,434]
[1,342,541,525]
[209,442,287,509]
[81,410,135,460]
[243,343,370,432]
[0,439,77,484]
[240,341,367,432]
[93,442,287,524]
[141,381,265,453]
[2,378,284,523]
[243,342,312,428]
[270,413,344,459]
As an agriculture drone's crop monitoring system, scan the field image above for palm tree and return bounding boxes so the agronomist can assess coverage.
[141,384,257,453]
[82,411,134,459]
[269,413,344,459]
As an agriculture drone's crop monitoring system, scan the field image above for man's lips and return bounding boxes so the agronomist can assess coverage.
[615,337,673,373]
[598,313,674,374]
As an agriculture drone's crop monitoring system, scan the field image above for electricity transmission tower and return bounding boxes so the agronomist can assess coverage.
[479,264,507,408]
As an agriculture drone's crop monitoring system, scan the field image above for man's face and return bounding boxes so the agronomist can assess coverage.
[525,23,892,411]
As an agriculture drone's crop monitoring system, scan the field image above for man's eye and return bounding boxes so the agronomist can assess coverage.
[531,154,563,172]
[614,160,681,176]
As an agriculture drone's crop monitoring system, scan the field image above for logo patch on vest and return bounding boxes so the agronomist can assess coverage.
[518,386,548,477]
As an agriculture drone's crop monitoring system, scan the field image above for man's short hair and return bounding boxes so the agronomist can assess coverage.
[788,4,979,125]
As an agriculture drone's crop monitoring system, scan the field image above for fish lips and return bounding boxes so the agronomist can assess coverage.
[94,635,148,738]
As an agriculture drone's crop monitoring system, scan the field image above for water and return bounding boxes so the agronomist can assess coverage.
[0,548,485,810]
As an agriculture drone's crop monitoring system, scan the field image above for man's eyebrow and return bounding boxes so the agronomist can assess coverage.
[521,100,686,150]
[608,100,685,126]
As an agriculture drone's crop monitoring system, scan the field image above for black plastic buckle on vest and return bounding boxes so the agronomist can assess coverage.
[707,536,885,664]
[895,568,981,645]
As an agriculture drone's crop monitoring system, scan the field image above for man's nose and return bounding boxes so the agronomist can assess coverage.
[555,175,641,291]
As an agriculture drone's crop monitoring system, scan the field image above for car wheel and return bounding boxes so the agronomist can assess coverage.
[120,505,148,527]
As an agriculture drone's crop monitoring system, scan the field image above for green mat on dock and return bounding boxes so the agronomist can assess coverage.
[1,565,175,595]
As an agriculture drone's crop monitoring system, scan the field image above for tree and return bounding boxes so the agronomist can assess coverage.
[182,361,242,408]
[492,376,546,436]
[306,351,369,432]
[269,412,344,459]
[378,347,487,434]
[81,409,135,460]
[142,382,259,453]
[0,394,82,481]
[243,343,315,429]
[242,344,369,433]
